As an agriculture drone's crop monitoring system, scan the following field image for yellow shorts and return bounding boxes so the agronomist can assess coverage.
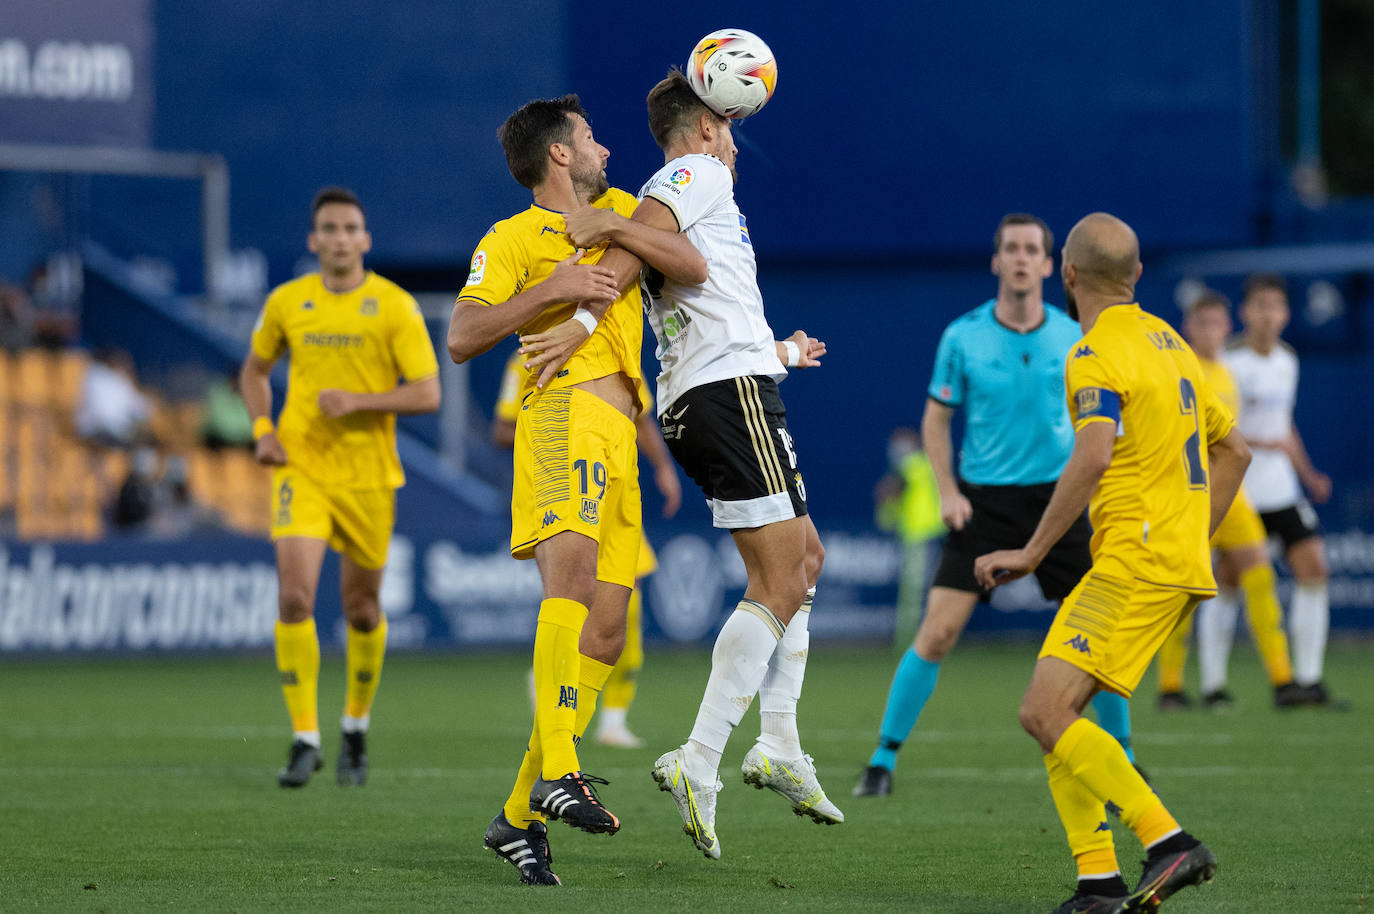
[510,387,642,589]
[636,537,658,579]
[270,467,395,570]
[1210,489,1267,552]
[1040,569,1206,697]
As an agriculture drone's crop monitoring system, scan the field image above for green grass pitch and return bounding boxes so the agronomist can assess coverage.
[5,640,1371,912]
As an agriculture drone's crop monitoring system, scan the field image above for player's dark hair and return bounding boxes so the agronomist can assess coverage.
[498,94,588,189]
[647,69,723,150]
[1242,272,1287,301]
[994,214,1054,257]
[311,187,365,226]
[1186,289,1231,315]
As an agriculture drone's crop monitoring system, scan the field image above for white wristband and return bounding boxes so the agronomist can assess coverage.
[782,340,801,368]
[571,307,599,335]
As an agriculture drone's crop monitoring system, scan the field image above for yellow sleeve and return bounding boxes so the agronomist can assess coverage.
[457,225,524,307]
[1065,343,1123,431]
[390,293,439,382]
[495,350,523,422]
[250,289,286,362]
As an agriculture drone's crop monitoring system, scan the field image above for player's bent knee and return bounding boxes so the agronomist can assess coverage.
[278,587,315,623]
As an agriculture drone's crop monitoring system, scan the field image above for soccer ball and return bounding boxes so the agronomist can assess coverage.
[687,29,777,119]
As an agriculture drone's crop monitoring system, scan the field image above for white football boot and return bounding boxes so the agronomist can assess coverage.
[741,747,844,824]
[651,747,723,859]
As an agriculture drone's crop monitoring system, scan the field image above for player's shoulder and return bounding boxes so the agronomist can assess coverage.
[643,154,729,197]
[948,299,997,333]
[365,272,420,311]
[266,272,320,305]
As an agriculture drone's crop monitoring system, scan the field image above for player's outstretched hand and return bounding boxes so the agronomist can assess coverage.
[973,548,1035,590]
[254,431,287,467]
[787,329,826,368]
[317,388,358,418]
[940,491,974,531]
[563,206,621,248]
[545,250,618,307]
[520,318,590,389]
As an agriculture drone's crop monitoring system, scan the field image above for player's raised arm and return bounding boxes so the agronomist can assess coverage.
[446,251,618,364]
[565,196,707,291]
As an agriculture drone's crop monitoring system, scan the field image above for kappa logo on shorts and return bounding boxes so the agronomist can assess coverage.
[1063,634,1092,655]
[1094,820,1111,833]
[579,498,600,525]
[541,510,561,528]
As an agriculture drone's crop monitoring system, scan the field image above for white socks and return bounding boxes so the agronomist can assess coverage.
[686,600,784,778]
[756,589,813,759]
[1197,591,1240,695]
[1290,582,1329,685]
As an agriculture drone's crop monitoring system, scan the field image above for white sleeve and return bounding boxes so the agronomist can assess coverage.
[640,157,731,232]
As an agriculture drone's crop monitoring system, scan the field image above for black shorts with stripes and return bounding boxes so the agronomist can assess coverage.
[659,375,808,529]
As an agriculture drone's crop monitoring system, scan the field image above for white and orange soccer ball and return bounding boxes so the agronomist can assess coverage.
[686,29,777,120]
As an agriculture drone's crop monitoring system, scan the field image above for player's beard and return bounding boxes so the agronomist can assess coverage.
[1064,284,1079,321]
[572,165,609,202]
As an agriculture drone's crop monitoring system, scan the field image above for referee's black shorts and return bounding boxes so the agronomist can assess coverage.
[932,479,1092,601]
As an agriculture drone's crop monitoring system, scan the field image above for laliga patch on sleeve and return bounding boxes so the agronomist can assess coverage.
[654,166,694,197]
[468,250,487,285]
[1075,387,1121,423]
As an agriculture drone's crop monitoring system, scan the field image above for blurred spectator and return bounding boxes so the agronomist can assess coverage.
[875,427,945,648]
[74,347,152,448]
[201,375,255,449]
[27,254,82,349]
[148,454,224,537]
[0,277,35,351]
[112,446,159,528]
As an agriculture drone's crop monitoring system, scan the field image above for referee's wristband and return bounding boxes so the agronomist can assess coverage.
[782,340,801,368]
[571,307,599,335]
[252,416,275,440]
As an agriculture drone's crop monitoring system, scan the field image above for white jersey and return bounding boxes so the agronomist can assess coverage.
[1223,341,1301,511]
[639,153,783,414]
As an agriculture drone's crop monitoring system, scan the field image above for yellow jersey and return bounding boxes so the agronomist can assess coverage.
[1197,355,1240,418]
[1065,304,1235,592]
[251,271,439,489]
[457,189,648,414]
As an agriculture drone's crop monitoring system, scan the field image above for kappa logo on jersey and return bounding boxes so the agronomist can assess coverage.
[1073,345,1095,358]
[580,497,600,525]
[539,225,562,237]
[541,510,561,528]
[557,685,578,709]
[301,300,315,311]
[1063,634,1092,655]
[468,250,487,285]
[360,297,378,316]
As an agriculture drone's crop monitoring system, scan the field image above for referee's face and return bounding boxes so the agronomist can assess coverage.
[992,224,1053,296]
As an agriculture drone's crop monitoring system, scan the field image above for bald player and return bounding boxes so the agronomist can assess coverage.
[975,213,1250,913]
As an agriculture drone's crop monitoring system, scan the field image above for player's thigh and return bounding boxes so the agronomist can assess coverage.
[274,536,329,621]
[730,517,809,620]
[1286,535,1328,582]
[327,486,396,573]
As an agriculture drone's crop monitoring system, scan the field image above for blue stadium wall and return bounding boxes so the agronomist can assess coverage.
[5,0,1373,652]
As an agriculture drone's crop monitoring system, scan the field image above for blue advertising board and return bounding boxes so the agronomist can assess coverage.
[0,0,153,147]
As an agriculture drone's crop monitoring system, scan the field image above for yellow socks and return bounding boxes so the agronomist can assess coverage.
[1156,613,1192,694]
[532,598,588,779]
[1054,717,1180,848]
[602,587,643,710]
[275,618,320,738]
[1241,563,1295,686]
[344,616,388,722]
[574,656,615,740]
[1045,753,1119,879]
[503,722,543,829]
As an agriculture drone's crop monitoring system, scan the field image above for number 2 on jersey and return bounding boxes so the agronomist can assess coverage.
[1178,378,1208,490]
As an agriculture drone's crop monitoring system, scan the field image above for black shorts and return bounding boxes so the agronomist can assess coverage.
[932,480,1091,601]
[1260,500,1321,549]
[660,375,808,529]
